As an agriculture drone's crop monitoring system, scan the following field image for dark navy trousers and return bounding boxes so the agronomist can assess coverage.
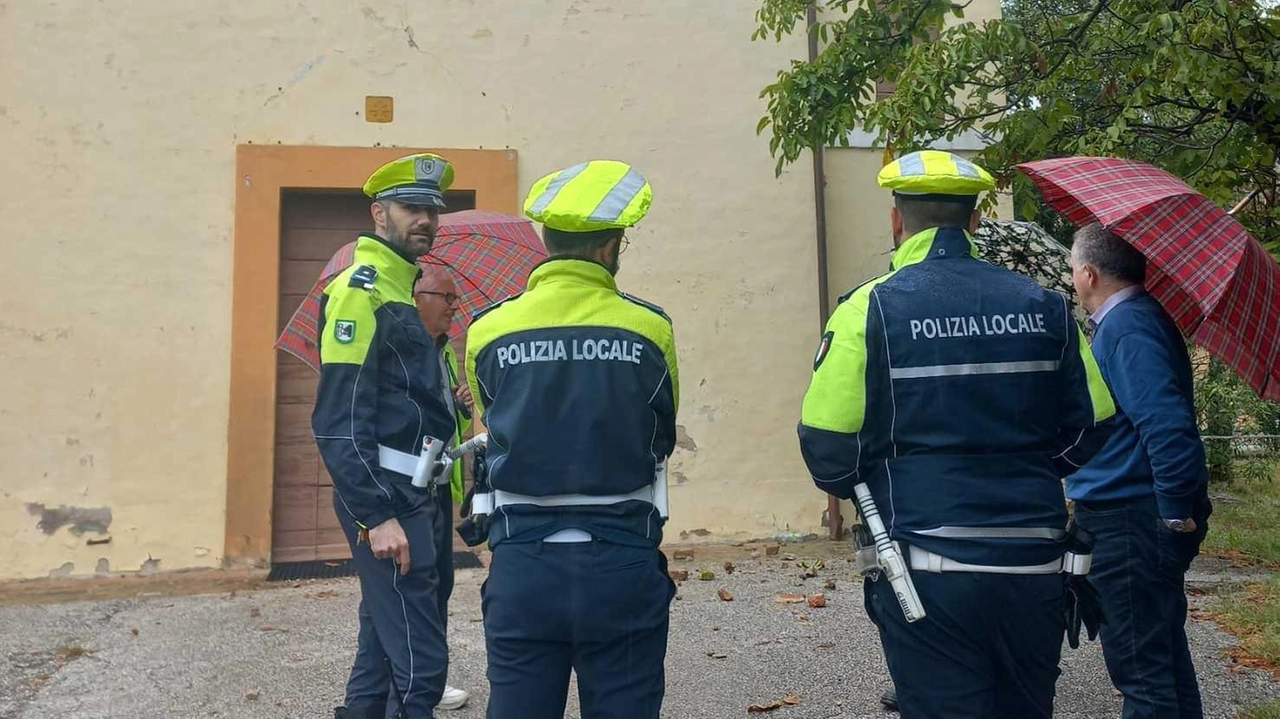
[482,538,675,719]
[1075,494,1211,719]
[336,487,448,718]
[865,568,1067,719]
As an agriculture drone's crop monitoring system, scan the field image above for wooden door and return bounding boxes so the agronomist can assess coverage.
[271,190,477,563]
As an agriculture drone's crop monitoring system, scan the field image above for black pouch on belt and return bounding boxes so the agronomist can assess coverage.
[455,450,490,548]
[456,513,489,547]
[1063,523,1106,649]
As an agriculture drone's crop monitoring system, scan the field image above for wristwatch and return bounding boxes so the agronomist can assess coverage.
[1163,518,1197,533]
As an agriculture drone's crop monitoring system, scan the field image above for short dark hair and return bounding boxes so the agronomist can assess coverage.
[1073,222,1146,284]
[543,227,622,256]
[894,195,977,234]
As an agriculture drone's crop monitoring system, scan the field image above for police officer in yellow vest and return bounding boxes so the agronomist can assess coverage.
[464,160,679,719]
[798,151,1115,719]
[313,153,456,719]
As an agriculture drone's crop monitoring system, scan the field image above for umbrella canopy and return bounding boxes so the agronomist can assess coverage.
[276,209,547,372]
[1017,157,1280,401]
[972,218,1087,324]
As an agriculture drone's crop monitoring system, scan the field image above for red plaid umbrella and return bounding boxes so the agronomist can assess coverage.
[276,209,547,372]
[1017,157,1280,402]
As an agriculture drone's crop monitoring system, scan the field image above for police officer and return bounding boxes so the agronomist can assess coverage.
[464,160,679,719]
[313,153,456,719]
[797,151,1115,719]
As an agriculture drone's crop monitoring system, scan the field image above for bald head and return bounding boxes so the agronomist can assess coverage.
[417,264,458,294]
[414,264,460,337]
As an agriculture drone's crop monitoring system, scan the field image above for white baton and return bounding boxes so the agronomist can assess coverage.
[854,482,926,623]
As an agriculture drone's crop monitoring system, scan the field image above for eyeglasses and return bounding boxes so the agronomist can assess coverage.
[619,234,630,254]
[416,291,460,306]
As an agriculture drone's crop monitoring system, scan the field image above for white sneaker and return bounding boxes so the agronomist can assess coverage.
[439,684,470,710]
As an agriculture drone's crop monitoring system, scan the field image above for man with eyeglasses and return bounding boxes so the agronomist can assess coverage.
[407,264,474,711]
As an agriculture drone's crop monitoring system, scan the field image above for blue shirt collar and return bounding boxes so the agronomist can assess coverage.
[1089,285,1144,330]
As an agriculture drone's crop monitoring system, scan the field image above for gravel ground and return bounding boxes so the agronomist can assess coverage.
[1,550,1276,718]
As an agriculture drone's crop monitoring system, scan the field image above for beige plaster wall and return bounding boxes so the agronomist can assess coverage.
[0,0,823,579]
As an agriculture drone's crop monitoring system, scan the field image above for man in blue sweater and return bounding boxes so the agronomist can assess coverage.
[1067,222,1212,719]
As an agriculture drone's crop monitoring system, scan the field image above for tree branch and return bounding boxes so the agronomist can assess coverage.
[1044,0,1111,68]
[1104,5,1140,30]
[1128,110,1215,135]
[1187,124,1238,180]
[938,102,1016,132]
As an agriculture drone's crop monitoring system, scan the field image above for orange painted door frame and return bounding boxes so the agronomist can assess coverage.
[223,145,519,567]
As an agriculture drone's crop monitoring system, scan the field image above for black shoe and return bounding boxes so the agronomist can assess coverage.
[880,688,899,712]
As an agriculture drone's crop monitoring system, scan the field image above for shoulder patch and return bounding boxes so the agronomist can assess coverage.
[469,292,524,324]
[333,319,358,344]
[348,265,378,290]
[619,291,670,321]
[813,330,834,370]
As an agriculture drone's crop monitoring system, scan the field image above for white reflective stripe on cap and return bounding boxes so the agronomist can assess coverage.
[908,546,1065,575]
[528,162,589,215]
[914,526,1066,540]
[889,360,1060,380]
[378,444,450,485]
[955,158,981,178]
[587,168,647,224]
[898,153,926,176]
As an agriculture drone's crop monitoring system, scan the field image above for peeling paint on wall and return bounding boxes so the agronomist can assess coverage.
[26,503,112,536]
[675,425,698,452]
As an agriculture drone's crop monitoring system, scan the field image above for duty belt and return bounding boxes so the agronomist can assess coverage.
[854,524,1093,576]
[471,460,671,518]
[378,444,451,486]
[907,546,1091,575]
[470,477,667,516]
